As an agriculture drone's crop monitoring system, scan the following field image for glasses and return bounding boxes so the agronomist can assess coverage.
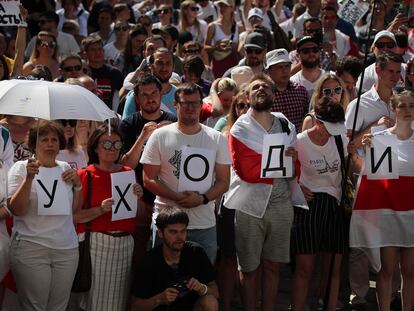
[246,48,263,55]
[322,86,343,97]
[115,25,130,32]
[306,28,322,34]
[189,6,199,12]
[39,19,52,25]
[375,42,396,49]
[178,100,201,107]
[299,46,320,54]
[99,140,123,150]
[157,9,171,14]
[58,119,77,127]
[40,40,57,49]
[63,65,82,72]
[236,103,250,109]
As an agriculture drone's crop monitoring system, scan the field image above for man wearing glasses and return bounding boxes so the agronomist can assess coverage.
[357,31,403,93]
[223,32,267,78]
[24,11,80,59]
[291,36,325,99]
[141,83,231,264]
[56,54,84,82]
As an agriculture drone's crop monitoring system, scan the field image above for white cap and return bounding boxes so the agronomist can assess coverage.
[318,119,347,136]
[373,30,396,45]
[265,49,291,70]
[247,7,263,20]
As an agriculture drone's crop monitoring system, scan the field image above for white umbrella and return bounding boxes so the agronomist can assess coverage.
[0,79,117,121]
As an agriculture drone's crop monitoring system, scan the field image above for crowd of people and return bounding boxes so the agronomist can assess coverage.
[0,0,414,311]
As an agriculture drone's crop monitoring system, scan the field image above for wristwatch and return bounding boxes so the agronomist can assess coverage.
[201,194,209,205]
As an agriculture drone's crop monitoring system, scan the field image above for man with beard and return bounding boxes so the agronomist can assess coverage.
[224,74,297,311]
[122,47,177,118]
[223,32,267,78]
[141,83,231,264]
[130,207,219,311]
[119,75,177,267]
[290,36,325,99]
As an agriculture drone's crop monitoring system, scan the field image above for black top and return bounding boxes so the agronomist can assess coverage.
[90,64,123,109]
[131,241,215,311]
[118,111,177,203]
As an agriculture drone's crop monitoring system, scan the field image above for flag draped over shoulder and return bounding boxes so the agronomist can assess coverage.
[224,112,294,218]
[350,175,414,271]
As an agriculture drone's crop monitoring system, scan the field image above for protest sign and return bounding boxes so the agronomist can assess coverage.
[111,170,137,221]
[35,167,71,215]
[366,134,399,180]
[0,1,27,26]
[178,146,215,194]
[261,133,293,178]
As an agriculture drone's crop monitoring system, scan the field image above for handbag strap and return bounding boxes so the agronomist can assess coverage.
[85,169,92,240]
[334,135,347,204]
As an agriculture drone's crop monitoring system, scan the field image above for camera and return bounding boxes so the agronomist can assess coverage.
[171,278,189,298]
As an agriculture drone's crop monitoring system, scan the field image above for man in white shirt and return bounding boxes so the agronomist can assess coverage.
[290,36,325,99]
[25,11,80,59]
[141,83,231,264]
[293,0,321,39]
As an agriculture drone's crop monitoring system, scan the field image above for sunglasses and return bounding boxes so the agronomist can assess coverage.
[58,119,77,127]
[40,40,57,49]
[299,46,320,54]
[246,48,263,55]
[322,86,343,97]
[63,65,82,72]
[236,103,250,109]
[115,25,130,32]
[99,140,123,151]
[306,28,322,34]
[157,9,171,14]
[375,42,396,49]
[189,6,199,12]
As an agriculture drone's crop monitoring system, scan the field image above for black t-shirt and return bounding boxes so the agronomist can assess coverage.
[90,64,123,109]
[118,111,177,203]
[131,241,215,311]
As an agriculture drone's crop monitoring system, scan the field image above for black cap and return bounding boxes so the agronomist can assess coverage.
[161,25,179,41]
[244,32,267,50]
[296,36,320,51]
[178,31,193,46]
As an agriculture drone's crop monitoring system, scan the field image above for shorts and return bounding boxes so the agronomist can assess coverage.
[235,201,293,273]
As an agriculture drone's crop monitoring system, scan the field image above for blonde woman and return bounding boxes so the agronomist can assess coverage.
[302,72,349,132]
[204,0,240,78]
[179,0,208,44]
[203,77,238,128]
[23,31,59,79]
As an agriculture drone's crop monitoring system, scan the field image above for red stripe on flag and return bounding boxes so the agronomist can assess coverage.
[354,176,414,212]
[229,134,273,185]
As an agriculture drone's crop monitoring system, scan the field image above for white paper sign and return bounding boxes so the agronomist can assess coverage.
[289,180,309,210]
[0,0,27,26]
[260,133,293,178]
[338,0,369,25]
[366,134,399,180]
[178,146,215,193]
[35,167,71,215]
[111,170,137,221]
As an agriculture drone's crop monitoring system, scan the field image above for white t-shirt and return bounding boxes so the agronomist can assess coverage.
[290,69,325,100]
[297,130,348,201]
[104,42,122,66]
[140,123,231,229]
[186,19,208,43]
[8,160,78,249]
[56,148,87,170]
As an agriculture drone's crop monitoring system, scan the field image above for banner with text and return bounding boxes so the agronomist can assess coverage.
[111,170,137,221]
[261,133,293,178]
[0,1,27,26]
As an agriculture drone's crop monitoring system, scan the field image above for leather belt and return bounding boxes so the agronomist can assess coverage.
[99,231,130,237]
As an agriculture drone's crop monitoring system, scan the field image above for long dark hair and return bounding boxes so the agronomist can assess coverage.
[87,124,123,165]
[122,24,147,75]
[0,55,10,80]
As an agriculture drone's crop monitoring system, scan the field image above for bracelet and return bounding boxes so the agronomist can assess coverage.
[73,184,82,191]
[200,284,208,296]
